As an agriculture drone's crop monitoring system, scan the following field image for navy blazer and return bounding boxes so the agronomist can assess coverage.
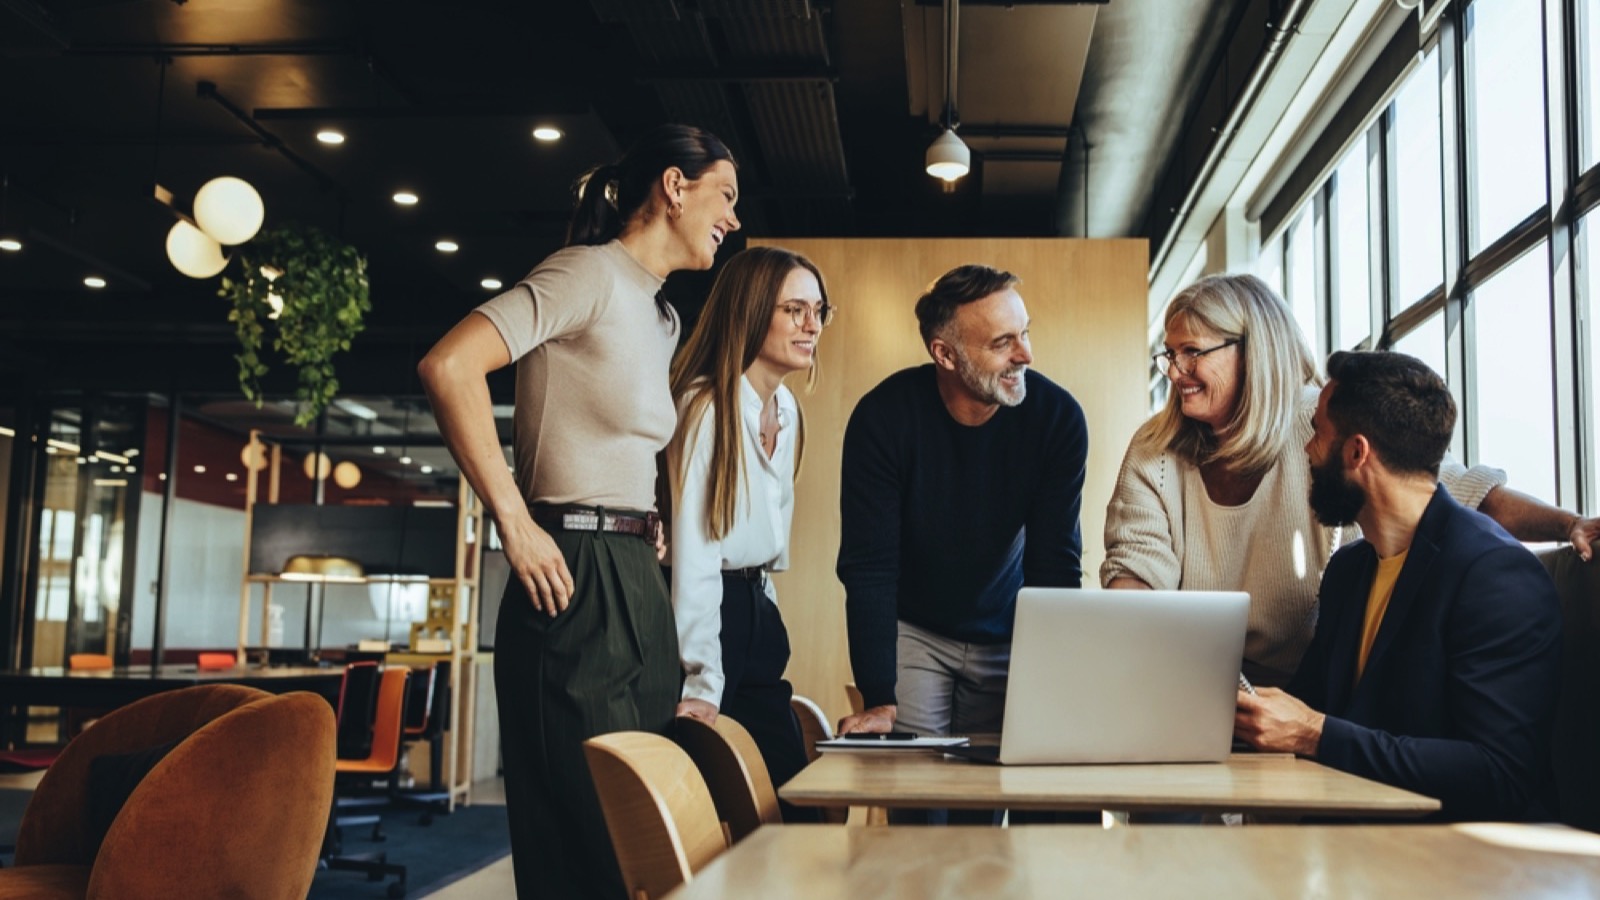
[1288,485,1561,821]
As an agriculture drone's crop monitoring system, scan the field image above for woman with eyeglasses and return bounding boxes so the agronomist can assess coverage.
[1102,273,1597,687]
[665,246,830,810]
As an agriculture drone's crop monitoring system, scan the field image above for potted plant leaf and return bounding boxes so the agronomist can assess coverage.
[219,224,371,426]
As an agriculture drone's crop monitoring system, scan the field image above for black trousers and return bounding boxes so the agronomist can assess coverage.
[496,529,679,900]
[715,571,818,822]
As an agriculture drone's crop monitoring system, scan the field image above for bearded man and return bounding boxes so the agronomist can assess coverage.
[835,264,1089,824]
[1234,350,1561,821]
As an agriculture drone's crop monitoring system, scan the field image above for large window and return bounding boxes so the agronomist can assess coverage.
[1584,217,1600,512]
[1393,313,1448,385]
[1463,0,1548,252]
[1471,246,1556,499]
[1393,50,1445,307]
[1284,205,1321,351]
[1580,0,1600,172]
[1332,140,1373,351]
[1252,0,1599,516]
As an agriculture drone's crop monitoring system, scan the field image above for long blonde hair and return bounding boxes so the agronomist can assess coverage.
[666,246,825,541]
[1136,273,1320,474]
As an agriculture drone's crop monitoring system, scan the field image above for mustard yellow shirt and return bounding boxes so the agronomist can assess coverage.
[1357,549,1409,681]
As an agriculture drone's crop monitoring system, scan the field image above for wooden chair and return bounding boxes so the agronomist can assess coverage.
[674,715,779,843]
[844,682,865,717]
[583,731,727,900]
[789,696,849,824]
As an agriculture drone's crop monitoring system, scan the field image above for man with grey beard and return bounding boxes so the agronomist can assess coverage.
[835,264,1089,824]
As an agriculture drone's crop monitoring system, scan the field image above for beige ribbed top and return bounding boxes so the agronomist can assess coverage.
[476,240,678,511]
[1101,385,1506,686]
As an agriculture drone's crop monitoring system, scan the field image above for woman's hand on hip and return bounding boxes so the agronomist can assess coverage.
[501,510,575,617]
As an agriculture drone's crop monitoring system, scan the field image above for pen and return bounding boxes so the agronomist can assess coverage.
[1238,672,1257,695]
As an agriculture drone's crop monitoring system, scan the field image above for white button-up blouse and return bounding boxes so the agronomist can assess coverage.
[671,376,798,707]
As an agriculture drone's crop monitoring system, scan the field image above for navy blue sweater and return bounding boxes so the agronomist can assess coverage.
[836,365,1088,709]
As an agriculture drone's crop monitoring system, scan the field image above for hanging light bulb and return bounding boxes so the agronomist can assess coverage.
[193,176,264,245]
[926,128,971,182]
[333,461,362,489]
[303,451,332,481]
[926,0,970,184]
[166,220,228,278]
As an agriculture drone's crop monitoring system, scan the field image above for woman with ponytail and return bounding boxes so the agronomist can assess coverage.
[418,123,739,899]
[665,246,830,816]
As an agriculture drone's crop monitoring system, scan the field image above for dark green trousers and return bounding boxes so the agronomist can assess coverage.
[495,529,679,899]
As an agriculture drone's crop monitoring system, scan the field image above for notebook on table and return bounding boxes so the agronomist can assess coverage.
[944,587,1249,765]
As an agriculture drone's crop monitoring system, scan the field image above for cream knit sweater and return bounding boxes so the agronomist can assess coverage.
[1101,386,1505,685]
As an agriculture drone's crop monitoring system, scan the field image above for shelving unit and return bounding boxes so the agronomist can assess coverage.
[235,430,485,810]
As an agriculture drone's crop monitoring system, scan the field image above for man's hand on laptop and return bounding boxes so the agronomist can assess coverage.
[837,704,897,735]
[1234,687,1325,757]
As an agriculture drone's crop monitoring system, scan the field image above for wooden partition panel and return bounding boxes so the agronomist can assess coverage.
[749,238,1150,723]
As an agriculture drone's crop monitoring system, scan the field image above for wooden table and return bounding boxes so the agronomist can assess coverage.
[668,824,1600,898]
[779,751,1440,818]
[0,664,342,745]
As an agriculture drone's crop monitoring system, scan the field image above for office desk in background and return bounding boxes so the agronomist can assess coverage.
[780,751,1440,818]
[669,824,1600,898]
[0,664,343,745]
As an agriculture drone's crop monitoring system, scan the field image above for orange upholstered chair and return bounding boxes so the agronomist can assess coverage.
[0,683,336,900]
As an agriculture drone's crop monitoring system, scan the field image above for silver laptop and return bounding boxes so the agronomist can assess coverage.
[949,587,1249,765]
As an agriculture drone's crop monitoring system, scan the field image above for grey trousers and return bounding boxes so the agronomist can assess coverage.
[890,619,1009,825]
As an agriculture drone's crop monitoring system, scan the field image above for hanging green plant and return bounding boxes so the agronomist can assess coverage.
[219,224,371,426]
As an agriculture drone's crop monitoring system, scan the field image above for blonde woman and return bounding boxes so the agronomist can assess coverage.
[666,246,829,810]
[1104,273,1597,687]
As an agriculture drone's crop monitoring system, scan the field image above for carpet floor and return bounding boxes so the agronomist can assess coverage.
[314,804,512,899]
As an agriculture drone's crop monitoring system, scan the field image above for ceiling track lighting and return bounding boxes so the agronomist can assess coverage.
[926,0,970,185]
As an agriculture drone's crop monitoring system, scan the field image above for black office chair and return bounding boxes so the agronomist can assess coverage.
[394,661,453,824]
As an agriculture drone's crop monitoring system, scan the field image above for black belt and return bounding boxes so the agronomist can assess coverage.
[531,504,660,543]
[723,566,767,583]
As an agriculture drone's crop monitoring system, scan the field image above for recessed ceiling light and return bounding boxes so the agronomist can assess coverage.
[435,239,459,253]
[194,464,207,474]
[481,278,503,290]
[420,464,434,474]
[532,126,563,142]
[225,472,239,482]
[0,238,21,252]
[393,191,419,206]
[316,129,345,145]
[83,276,107,289]
[399,455,413,465]
[373,446,387,455]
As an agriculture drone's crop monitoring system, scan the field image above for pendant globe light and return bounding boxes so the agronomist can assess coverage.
[193,175,265,245]
[926,0,970,183]
[166,220,228,278]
